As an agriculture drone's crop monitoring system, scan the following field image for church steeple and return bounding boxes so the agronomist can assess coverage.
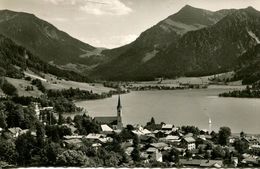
[116,95,123,129]
[117,95,122,109]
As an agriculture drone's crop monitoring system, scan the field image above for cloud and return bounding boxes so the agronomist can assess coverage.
[44,0,132,16]
[44,0,76,5]
[82,34,138,48]
[79,0,132,16]
[48,17,69,22]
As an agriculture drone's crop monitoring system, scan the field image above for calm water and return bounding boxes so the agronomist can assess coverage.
[75,87,260,134]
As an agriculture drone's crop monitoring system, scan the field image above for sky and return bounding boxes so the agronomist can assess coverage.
[1,0,260,49]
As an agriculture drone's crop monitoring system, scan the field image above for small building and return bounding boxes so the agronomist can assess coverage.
[63,139,83,148]
[7,127,22,138]
[165,135,180,143]
[179,159,223,167]
[146,147,163,162]
[101,124,114,134]
[182,137,196,150]
[161,124,173,131]
[150,142,168,150]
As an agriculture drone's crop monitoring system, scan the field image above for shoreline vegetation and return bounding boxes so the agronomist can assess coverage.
[0,75,259,167]
[219,83,260,98]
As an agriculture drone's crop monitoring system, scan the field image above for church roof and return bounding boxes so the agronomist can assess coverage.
[94,116,118,124]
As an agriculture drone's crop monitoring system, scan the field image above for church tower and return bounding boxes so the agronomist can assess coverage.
[117,95,123,129]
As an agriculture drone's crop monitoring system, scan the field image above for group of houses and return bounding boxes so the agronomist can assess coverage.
[1,95,260,167]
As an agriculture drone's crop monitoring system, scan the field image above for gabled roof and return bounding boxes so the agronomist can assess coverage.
[94,116,117,124]
[162,124,173,129]
[8,127,22,134]
[146,147,157,153]
[183,137,196,143]
[101,124,113,132]
[64,135,84,140]
[179,159,223,167]
[64,139,82,145]
[165,135,179,140]
[200,160,223,167]
[150,142,168,149]
[86,133,105,139]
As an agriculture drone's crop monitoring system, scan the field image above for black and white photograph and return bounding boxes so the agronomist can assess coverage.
[0,0,260,168]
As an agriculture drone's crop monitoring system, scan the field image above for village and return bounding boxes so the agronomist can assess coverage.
[1,95,260,167]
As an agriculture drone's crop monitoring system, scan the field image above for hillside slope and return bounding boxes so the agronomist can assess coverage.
[0,34,90,82]
[93,7,260,81]
[0,10,105,67]
[93,5,236,80]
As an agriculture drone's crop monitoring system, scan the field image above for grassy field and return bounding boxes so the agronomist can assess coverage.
[5,77,43,97]
[130,72,242,88]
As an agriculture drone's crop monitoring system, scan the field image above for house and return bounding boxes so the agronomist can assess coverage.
[150,142,168,150]
[64,135,84,140]
[125,147,134,156]
[229,136,239,144]
[7,127,22,138]
[154,130,166,138]
[182,137,196,150]
[140,135,158,143]
[179,159,223,167]
[86,133,106,143]
[165,135,180,143]
[63,139,83,148]
[241,155,259,166]
[62,124,77,134]
[132,126,152,136]
[200,160,223,167]
[101,124,114,134]
[146,147,163,162]
[161,124,173,131]
[231,157,239,167]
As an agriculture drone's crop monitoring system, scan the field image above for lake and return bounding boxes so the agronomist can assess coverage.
[75,86,260,134]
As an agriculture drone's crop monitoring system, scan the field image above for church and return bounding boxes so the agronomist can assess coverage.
[93,95,123,130]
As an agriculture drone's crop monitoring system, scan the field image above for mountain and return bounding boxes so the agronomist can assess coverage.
[0,34,90,82]
[139,7,260,78]
[235,44,260,84]
[93,5,236,80]
[93,6,260,81]
[0,10,105,67]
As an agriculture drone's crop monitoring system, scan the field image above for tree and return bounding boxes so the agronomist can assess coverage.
[15,132,37,165]
[150,117,155,124]
[41,142,62,165]
[1,80,17,96]
[131,134,140,162]
[104,151,122,167]
[58,112,65,125]
[36,122,45,148]
[212,146,225,159]
[218,127,231,146]
[131,147,141,162]
[234,139,249,154]
[45,125,60,142]
[185,149,192,159]
[0,139,17,164]
[0,111,7,129]
[56,150,90,166]
[6,105,24,128]
[66,116,73,124]
[126,124,134,130]
[240,131,246,138]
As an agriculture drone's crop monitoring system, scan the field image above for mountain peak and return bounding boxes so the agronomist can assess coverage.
[246,6,257,11]
[179,4,201,12]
